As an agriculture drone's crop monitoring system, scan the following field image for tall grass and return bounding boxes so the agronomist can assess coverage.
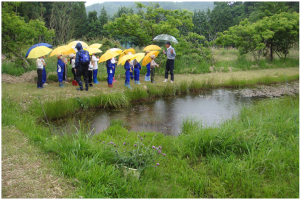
[2,89,298,198]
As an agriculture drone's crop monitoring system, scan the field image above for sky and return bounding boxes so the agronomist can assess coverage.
[84,0,186,7]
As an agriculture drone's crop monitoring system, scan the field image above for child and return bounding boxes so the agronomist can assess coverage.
[88,57,94,87]
[150,54,159,83]
[133,59,142,85]
[70,54,78,86]
[62,55,68,83]
[92,53,100,84]
[145,50,151,81]
[57,54,65,87]
[124,59,132,89]
[41,56,47,86]
[106,58,114,87]
[36,56,44,89]
[111,57,117,83]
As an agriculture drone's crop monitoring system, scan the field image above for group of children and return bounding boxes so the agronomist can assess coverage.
[36,49,160,90]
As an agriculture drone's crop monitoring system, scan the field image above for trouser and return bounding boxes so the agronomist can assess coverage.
[71,68,76,80]
[112,64,116,77]
[125,70,130,84]
[42,67,47,84]
[107,72,113,84]
[88,70,93,86]
[150,67,155,83]
[146,65,150,76]
[75,66,89,89]
[134,68,140,81]
[93,69,98,82]
[63,65,67,81]
[165,59,174,81]
[57,71,63,83]
[37,69,43,88]
[130,71,134,79]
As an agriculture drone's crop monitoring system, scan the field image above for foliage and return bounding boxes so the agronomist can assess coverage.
[104,2,194,46]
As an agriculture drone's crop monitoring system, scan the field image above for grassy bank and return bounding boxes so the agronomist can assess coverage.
[28,73,299,120]
[2,89,299,197]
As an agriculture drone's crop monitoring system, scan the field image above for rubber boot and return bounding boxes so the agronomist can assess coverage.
[85,82,89,91]
[59,82,65,87]
[113,77,116,83]
[125,83,128,87]
[74,80,79,86]
[94,77,99,84]
[134,80,136,84]
[145,76,147,81]
[137,81,141,85]
[76,81,83,91]
[127,84,132,89]
[110,84,114,88]
[72,80,74,85]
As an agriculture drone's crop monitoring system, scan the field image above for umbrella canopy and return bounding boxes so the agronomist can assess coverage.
[119,48,136,63]
[26,43,52,58]
[27,46,52,59]
[142,51,160,66]
[106,48,122,54]
[143,45,161,51]
[90,43,102,49]
[131,53,145,63]
[61,47,76,55]
[153,34,178,44]
[98,51,120,63]
[88,48,102,55]
[50,45,70,57]
[118,54,137,66]
[68,41,89,49]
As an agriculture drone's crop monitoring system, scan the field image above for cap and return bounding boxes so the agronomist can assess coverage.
[165,41,171,45]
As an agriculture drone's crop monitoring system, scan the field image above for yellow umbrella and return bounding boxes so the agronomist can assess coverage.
[106,48,122,54]
[27,46,52,58]
[50,45,70,57]
[98,51,119,63]
[88,48,102,55]
[118,48,136,63]
[90,43,102,49]
[68,41,89,48]
[131,53,145,63]
[118,54,137,66]
[142,51,160,66]
[143,45,161,51]
[61,47,76,55]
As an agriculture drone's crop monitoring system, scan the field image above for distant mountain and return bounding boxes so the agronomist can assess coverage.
[86,1,215,17]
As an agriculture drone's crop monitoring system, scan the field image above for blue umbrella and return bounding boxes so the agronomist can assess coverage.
[25,43,53,58]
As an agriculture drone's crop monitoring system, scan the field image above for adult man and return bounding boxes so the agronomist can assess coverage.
[74,42,90,91]
[163,41,176,83]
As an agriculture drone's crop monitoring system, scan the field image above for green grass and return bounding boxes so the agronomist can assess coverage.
[2,87,299,197]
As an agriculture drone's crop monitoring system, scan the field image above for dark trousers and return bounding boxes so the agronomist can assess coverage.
[165,59,174,81]
[75,66,89,89]
[71,68,76,80]
[37,69,43,88]
[88,70,93,86]
[150,67,155,83]
[42,67,47,84]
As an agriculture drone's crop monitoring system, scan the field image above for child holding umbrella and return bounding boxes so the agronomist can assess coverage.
[124,59,132,89]
[150,54,159,83]
[57,54,65,87]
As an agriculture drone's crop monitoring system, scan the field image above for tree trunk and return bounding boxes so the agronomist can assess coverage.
[3,43,29,68]
[270,42,273,62]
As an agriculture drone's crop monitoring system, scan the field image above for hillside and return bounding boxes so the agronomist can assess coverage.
[86,1,214,17]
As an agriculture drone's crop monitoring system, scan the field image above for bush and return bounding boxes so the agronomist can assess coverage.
[47,74,58,82]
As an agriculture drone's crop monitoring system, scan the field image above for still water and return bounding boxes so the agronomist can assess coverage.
[52,89,256,136]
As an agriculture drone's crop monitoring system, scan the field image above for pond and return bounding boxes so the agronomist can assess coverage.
[52,89,259,136]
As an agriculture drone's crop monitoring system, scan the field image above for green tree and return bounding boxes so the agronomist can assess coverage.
[2,2,55,67]
[104,2,193,46]
[98,6,109,37]
[70,2,87,40]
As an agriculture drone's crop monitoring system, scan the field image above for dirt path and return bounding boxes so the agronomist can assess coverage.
[2,127,75,198]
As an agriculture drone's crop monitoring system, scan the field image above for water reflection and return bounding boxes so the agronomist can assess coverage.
[52,89,255,136]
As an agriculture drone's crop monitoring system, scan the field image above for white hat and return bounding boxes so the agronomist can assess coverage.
[69,53,75,58]
[150,54,155,59]
[111,57,116,64]
[56,53,62,58]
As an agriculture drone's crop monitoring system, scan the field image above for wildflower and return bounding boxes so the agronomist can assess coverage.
[155,166,157,168]
[163,154,166,156]
[152,146,155,149]
[157,163,159,166]
[103,141,105,144]
[110,142,114,145]
[158,150,161,154]
[159,146,162,149]
[141,138,143,141]
[138,135,140,137]
[123,142,126,145]
[114,144,116,147]
[144,135,146,138]
[116,150,118,152]
[155,135,157,137]
[100,140,101,142]
[148,141,150,143]
[156,147,158,150]
[134,144,137,147]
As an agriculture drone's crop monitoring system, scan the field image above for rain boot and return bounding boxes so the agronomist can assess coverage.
[85,82,89,91]
[127,84,132,89]
[113,77,116,83]
[95,77,99,84]
[76,81,83,91]
[137,81,141,85]
[59,82,65,87]
[75,80,79,86]
[145,76,147,81]
[72,80,74,85]
[125,83,128,87]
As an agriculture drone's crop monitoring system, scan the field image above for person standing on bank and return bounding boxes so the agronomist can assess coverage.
[163,41,176,83]
[57,54,65,87]
[36,56,44,89]
[92,53,100,84]
[74,43,90,91]
[41,56,47,86]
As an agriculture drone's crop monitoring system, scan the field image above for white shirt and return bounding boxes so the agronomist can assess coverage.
[92,55,99,70]
[71,59,75,68]
[88,62,93,71]
[36,58,43,69]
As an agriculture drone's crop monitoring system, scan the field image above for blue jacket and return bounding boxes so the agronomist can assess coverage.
[124,61,130,71]
[106,60,112,74]
[75,43,85,69]
[57,59,65,73]
[134,62,142,70]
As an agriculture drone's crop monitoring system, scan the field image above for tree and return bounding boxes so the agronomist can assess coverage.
[70,2,87,40]
[104,2,194,46]
[98,6,109,37]
[2,2,55,67]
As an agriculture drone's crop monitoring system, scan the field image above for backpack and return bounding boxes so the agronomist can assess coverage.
[79,50,90,66]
